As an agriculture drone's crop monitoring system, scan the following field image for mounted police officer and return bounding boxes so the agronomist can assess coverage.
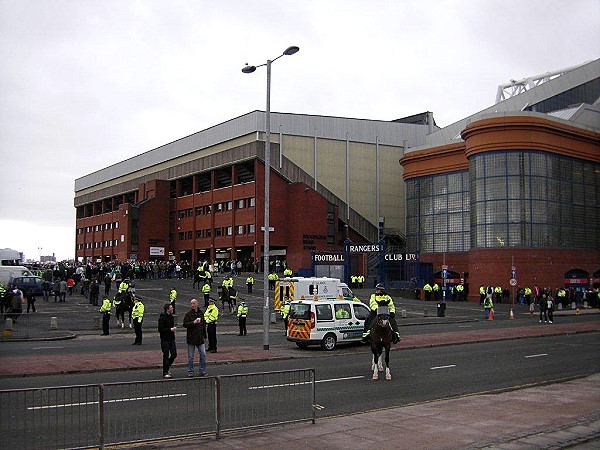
[362,283,400,344]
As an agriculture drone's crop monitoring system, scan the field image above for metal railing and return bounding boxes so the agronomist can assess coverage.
[0,369,315,449]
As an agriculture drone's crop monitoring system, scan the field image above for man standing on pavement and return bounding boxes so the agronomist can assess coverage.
[131,296,145,345]
[183,299,207,377]
[204,298,219,353]
[158,303,177,378]
[99,296,111,335]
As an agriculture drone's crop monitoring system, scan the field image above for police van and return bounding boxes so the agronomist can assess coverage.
[286,298,370,350]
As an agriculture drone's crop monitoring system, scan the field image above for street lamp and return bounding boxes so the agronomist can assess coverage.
[242,45,299,350]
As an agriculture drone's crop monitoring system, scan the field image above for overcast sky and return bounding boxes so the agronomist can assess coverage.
[0,0,598,262]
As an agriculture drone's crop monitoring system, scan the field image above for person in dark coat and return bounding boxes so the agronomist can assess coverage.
[158,303,177,378]
[183,298,208,376]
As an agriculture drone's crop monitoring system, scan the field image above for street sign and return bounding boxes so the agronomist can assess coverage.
[510,278,517,286]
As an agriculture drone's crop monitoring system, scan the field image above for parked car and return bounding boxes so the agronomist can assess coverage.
[8,275,45,296]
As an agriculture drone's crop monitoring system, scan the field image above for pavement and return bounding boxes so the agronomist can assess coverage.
[2,287,600,449]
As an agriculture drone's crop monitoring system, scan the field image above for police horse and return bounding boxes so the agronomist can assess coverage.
[370,305,393,380]
[114,290,134,328]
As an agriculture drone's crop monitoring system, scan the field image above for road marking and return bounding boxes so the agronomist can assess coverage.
[28,393,187,410]
[314,404,325,410]
[457,325,472,328]
[431,365,456,370]
[525,353,548,358]
[249,375,364,390]
[32,346,64,350]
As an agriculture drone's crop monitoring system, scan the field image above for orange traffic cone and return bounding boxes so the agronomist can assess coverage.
[509,308,515,320]
[488,309,494,321]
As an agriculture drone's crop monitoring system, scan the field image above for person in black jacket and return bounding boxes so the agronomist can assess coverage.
[158,303,177,378]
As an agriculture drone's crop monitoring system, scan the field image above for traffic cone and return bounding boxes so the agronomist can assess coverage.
[509,308,515,320]
[488,309,494,321]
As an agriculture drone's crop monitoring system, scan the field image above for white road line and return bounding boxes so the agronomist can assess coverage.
[32,346,64,350]
[430,364,456,370]
[314,404,325,410]
[249,375,364,390]
[525,353,548,358]
[28,393,187,410]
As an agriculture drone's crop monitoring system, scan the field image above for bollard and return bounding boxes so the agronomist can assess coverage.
[557,303,563,310]
[423,308,428,317]
[270,312,277,323]
[402,309,407,318]
[583,301,588,309]
[50,316,58,330]
[5,318,13,331]
[93,316,100,329]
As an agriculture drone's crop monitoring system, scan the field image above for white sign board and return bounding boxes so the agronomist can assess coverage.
[149,246,165,256]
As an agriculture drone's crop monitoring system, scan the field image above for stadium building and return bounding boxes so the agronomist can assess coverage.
[75,58,600,295]
[74,111,435,274]
[401,59,600,297]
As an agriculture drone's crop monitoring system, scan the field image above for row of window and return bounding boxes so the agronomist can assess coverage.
[77,240,119,250]
[175,198,256,219]
[77,222,119,234]
[177,224,257,241]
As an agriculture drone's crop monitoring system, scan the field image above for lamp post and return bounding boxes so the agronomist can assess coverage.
[242,45,299,350]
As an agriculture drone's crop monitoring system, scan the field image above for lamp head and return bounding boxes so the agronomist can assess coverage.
[242,65,257,74]
[283,46,299,56]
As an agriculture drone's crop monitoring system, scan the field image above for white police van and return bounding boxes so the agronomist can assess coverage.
[286,298,370,350]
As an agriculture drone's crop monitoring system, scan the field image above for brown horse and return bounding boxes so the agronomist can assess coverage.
[370,307,393,380]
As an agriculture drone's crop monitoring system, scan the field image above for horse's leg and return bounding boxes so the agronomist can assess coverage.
[128,308,133,328]
[385,346,392,380]
[372,348,380,380]
[378,353,384,372]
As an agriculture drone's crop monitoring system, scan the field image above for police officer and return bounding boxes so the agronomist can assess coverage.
[169,286,177,314]
[456,283,464,302]
[204,299,219,353]
[479,285,486,305]
[99,296,111,335]
[131,296,145,345]
[246,275,254,294]
[280,299,291,335]
[283,267,292,277]
[423,282,432,302]
[202,282,211,308]
[237,300,248,336]
[118,278,130,294]
[362,283,400,344]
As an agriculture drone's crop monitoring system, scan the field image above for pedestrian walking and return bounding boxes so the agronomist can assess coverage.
[546,294,555,324]
[158,303,177,378]
[26,288,36,313]
[204,298,219,353]
[131,296,145,345]
[237,300,248,336]
[183,299,207,377]
[539,293,549,323]
[483,295,494,319]
[99,296,111,335]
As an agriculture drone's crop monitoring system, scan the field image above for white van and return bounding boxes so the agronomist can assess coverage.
[286,299,370,350]
[0,266,33,286]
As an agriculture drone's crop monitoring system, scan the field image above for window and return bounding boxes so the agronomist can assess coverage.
[249,197,255,207]
[226,201,233,211]
[214,228,221,237]
[315,304,333,321]
[248,224,255,233]
[226,227,232,236]
[334,304,351,319]
[237,225,244,235]
[237,199,245,209]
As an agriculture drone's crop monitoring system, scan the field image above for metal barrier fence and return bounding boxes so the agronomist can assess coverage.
[0,369,315,449]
